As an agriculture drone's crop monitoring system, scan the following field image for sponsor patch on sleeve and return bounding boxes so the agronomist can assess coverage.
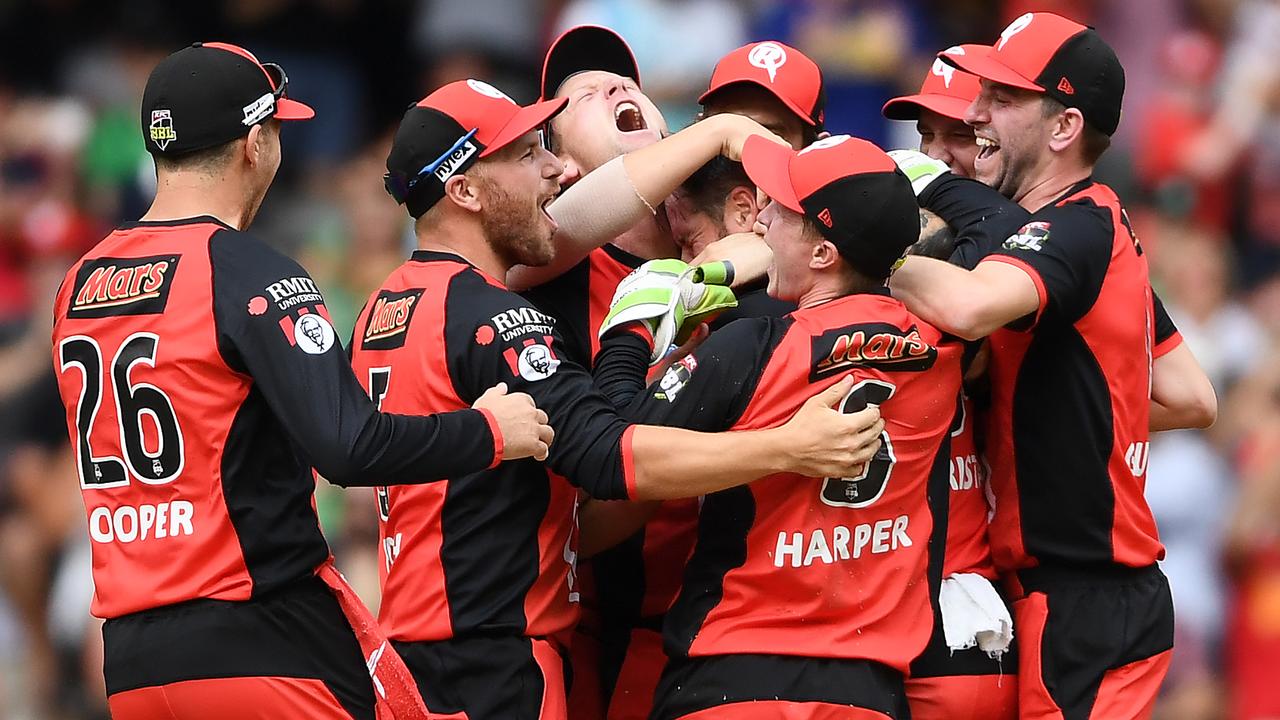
[277,304,337,355]
[654,354,698,402]
[500,337,560,382]
[1002,221,1051,252]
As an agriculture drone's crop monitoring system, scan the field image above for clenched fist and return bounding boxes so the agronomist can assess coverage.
[473,383,555,462]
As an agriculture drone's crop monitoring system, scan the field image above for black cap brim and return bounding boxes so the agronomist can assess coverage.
[541,25,640,100]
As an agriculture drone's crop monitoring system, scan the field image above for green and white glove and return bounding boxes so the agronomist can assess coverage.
[887,149,950,196]
[599,259,737,364]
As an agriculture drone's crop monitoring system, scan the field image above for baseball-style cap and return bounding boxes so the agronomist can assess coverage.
[741,135,918,279]
[141,42,314,156]
[385,79,568,218]
[939,12,1125,135]
[541,25,641,100]
[882,45,983,121]
[699,41,826,128]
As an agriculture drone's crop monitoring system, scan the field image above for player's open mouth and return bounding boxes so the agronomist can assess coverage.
[976,135,1000,161]
[540,195,558,231]
[614,101,647,133]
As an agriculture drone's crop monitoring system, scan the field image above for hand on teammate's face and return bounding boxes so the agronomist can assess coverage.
[473,382,555,462]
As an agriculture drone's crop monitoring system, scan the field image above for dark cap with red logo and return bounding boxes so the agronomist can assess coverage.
[882,45,983,121]
[741,135,918,279]
[940,12,1125,135]
[141,42,314,156]
[700,41,826,128]
[541,25,641,100]
[385,79,567,218]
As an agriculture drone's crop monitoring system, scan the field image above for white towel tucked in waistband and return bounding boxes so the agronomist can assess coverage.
[939,572,1014,658]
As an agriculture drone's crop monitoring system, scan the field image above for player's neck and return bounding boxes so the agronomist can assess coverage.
[142,179,251,230]
[1015,163,1091,214]
[610,216,679,260]
[416,218,509,283]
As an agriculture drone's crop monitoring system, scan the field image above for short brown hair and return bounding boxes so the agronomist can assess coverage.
[1041,96,1109,165]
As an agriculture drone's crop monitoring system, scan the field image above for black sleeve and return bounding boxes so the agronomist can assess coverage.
[919,174,1031,271]
[444,269,635,500]
[1152,289,1182,356]
[209,230,497,486]
[592,331,652,408]
[983,203,1113,325]
[623,318,776,432]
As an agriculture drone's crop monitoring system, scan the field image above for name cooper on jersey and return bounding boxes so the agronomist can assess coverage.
[87,500,196,544]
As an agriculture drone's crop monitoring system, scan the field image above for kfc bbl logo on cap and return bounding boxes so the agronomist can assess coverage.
[748,42,788,82]
[150,110,176,151]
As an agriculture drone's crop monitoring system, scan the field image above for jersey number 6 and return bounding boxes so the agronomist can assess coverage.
[820,379,897,509]
[58,333,185,489]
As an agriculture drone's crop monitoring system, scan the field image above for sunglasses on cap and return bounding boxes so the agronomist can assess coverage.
[262,62,290,102]
[384,128,481,204]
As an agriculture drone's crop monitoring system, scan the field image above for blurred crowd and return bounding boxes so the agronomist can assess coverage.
[0,0,1276,718]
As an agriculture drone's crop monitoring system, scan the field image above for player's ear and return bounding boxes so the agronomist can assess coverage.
[1048,107,1085,156]
[445,174,483,213]
[810,239,840,271]
[723,185,759,234]
[243,124,263,167]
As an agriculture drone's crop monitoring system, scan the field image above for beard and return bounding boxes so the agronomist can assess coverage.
[477,177,555,268]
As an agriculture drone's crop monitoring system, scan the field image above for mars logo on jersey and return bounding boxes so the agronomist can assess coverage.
[362,289,423,350]
[809,322,937,381]
[69,255,180,318]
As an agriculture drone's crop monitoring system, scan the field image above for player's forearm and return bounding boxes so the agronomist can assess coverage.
[629,425,788,500]
[891,257,996,339]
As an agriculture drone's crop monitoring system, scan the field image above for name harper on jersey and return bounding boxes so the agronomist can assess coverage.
[73,261,171,311]
[87,501,195,544]
[773,515,912,568]
[491,306,556,342]
[266,276,324,310]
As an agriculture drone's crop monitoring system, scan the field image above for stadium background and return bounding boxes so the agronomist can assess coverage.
[0,0,1276,717]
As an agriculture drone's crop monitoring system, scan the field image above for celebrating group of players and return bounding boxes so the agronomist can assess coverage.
[50,11,1221,720]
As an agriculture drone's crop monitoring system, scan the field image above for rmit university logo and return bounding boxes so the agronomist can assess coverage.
[748,41,788,82]
[149,110,176,150]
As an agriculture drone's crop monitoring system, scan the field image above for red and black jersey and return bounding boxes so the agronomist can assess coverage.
[604,292,962,673]
[51,217,499,620]
[978,180,1166,571]
[942,395,996,579]
[522,244,645,366]
[350,250,639,645]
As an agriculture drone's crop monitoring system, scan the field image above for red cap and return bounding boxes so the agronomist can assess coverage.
[385,79,567,217]
[882,45,983,121]
[940,12,1126,135]
[699,41,826,128]
[740,135,918,279]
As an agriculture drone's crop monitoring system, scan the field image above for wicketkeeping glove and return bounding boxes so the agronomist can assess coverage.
[887,149,950,196]
[599,259,738,364]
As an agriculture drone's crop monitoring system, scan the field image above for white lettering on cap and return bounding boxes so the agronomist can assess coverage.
[466,79,516,104]
[932,46,965,87]
[748,42,788,82]
[242,92,275,125]
[798,134,852,155]
[998,13,1034,51]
